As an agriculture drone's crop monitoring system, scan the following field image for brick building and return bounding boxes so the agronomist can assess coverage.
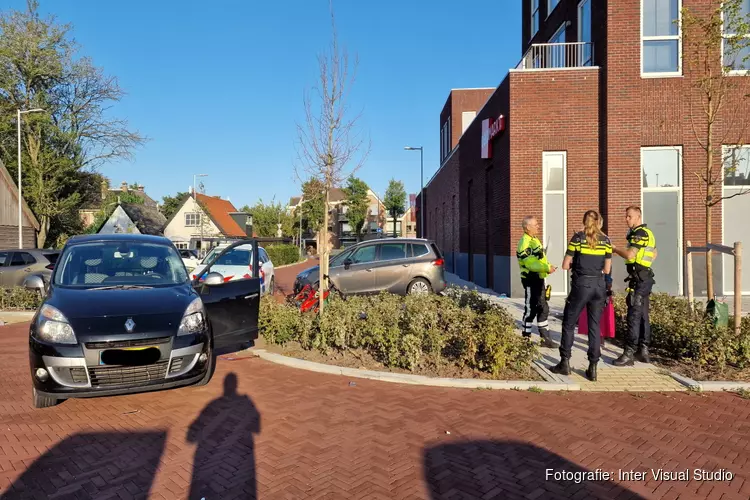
[417,0,750,298]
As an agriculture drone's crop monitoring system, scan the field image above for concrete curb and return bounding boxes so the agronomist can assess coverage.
[274,260,311,270]
[249,349,580,391]
[666,371,702,390]
[666,371,750,392]
[0,311,35,317]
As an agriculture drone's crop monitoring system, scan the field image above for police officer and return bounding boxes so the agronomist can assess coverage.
[613,205,657,366]
[550,210,611,381]
[517,215,557,348]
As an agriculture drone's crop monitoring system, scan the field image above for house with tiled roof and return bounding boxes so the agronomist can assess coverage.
[79,180,158,228]
[163,192,252,256]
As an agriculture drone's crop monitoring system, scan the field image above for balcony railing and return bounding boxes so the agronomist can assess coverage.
[516,42,594,70]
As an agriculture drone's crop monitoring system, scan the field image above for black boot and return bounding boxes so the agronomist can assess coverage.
[540,331,558,349]
[613,347,635,367]
[550,358,571,375]
[635,345,650,364]
[585,361,598,382]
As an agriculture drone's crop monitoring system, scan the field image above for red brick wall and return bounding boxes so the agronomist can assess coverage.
[449,89,495,149]
[509,69,601,248]
[422,148,459,260]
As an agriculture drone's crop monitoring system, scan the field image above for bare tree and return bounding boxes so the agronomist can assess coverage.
[295,0,370,311]
[681,0,750,299]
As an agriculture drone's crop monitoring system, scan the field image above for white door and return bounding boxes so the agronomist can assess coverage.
[543,152,568,296]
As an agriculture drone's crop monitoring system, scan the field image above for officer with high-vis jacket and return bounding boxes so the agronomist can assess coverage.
[613,205,658,366]
[516,215,557,348]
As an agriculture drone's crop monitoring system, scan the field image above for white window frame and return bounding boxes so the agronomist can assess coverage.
[549,23,566,43]
[721,144,750,295]
[447,116,452,154]
[721,1,750,76]
[531,0,540,38]
[640,146,683,294]
[185,212,201,227]
[578,0,593,66]
[640,0,683,78]
[548,0,561,18]
[542,151,568,296]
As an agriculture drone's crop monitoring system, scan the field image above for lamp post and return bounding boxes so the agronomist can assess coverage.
[17,108,45,248]
[404,146,423,238]
[193,174,208,256]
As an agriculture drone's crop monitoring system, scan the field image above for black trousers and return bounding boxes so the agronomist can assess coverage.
[626,277,654,351]
[560,276,606,363]
[521,276,549,337]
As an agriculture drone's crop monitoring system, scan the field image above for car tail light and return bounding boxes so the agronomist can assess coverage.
[432,258,445,266]
[45,264,55,270]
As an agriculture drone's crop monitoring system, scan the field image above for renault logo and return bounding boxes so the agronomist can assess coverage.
[125,318,135,333]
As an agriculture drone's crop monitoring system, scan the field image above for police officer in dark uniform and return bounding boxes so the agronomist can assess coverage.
[550,210,612,381]
[613,205,657,366]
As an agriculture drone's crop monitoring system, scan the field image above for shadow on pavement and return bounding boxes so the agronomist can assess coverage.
[2,430,167,499]
[423,439,646,500]
[187,372,261,500]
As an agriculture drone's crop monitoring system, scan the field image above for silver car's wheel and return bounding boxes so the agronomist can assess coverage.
[408,278,431,295]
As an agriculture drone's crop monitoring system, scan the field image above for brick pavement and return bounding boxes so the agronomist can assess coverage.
[1,320,750,499]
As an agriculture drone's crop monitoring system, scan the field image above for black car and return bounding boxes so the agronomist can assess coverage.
[25,234,261,408]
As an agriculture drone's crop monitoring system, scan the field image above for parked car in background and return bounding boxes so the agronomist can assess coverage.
[293,238,446,296]
[24,234,262,408]
[179,249,200,271]
[191,243,275,295]
[0,249,60,287]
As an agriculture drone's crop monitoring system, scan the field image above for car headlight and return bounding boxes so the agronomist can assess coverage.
[36,304,77,345]
[178,298,207,336]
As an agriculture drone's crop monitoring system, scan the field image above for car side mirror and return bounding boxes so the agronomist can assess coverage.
[24,275,46,297]
[203,272,225,286]
[344,258,352,270]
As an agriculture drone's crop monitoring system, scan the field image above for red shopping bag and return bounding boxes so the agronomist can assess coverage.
[577,299,615,338]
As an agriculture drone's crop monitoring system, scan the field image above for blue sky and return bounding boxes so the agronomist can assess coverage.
[14,0,522,208]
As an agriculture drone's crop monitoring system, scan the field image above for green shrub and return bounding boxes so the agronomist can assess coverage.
[612,292,750,372]
[259,287,538,377]
[266,244,301,266]
[0,287,42,311]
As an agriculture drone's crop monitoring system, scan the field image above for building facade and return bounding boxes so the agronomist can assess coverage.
[418,0,750,298]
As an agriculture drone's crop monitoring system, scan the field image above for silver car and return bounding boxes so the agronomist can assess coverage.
[294,238,447,296]
[0,249,60,287]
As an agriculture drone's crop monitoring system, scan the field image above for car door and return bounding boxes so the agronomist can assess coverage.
[194,241,262,351]
[332,244,378,294]
[3,251,37,287]
[370,242,411,293]
[259,248,274,292]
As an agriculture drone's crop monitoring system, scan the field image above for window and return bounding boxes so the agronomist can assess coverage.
[351,245,377,263]
[642,147,680,187]
[260,248,270,263]
[185,212,201,227]
[543,152,567,295]
[578,0,593,66]
[548,24,567,67]
[378,243,407,261]
[0,252,7,266]
[531,0,540,38]
[461,111,476,135]
[548,0,560,16]
[722,145,750,293]
[722,0,750,73]
[411,244,430,258]
[724,145,750,186]
[10,252,35,266]
[642,0,681,75]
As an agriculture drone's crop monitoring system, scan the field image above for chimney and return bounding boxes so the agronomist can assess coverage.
[229,212,253,237]
[120,181,128,192]
[137,185,144,193]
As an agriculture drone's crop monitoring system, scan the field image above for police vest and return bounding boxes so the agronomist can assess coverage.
[625,224,656,269]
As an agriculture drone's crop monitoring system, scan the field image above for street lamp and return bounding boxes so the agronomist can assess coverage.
[193,174,208,256]
[17,108,45,248]
[404,146,424,238]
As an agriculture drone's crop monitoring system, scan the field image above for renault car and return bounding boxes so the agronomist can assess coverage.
[26,234,261,408]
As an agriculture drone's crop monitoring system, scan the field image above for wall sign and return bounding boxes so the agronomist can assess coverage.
[480,114,506,159]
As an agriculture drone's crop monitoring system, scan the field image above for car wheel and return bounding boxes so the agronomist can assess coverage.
[195,349,215,387]
[32,386,58,409]
[408,278,432,295]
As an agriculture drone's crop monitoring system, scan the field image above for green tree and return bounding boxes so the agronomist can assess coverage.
[680,0,750,300]
[343,177,369,241]
[299,178,326,234]
[84,190,144,234]
[240,198,294,238]
[161,191,190,220]
[384,179,407,237]
[0,1,145,247]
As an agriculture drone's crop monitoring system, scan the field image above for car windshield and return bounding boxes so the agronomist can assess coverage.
[53,241,189,287]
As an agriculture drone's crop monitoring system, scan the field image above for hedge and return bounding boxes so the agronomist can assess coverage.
[0,287,42,311]
[259,286,538,377]
[612,293,750,372]
[266,244,302,266]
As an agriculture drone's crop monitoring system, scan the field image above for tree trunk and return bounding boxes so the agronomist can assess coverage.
[319,189,330,313]
[36,216,49,248]
[706,203,714,299]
